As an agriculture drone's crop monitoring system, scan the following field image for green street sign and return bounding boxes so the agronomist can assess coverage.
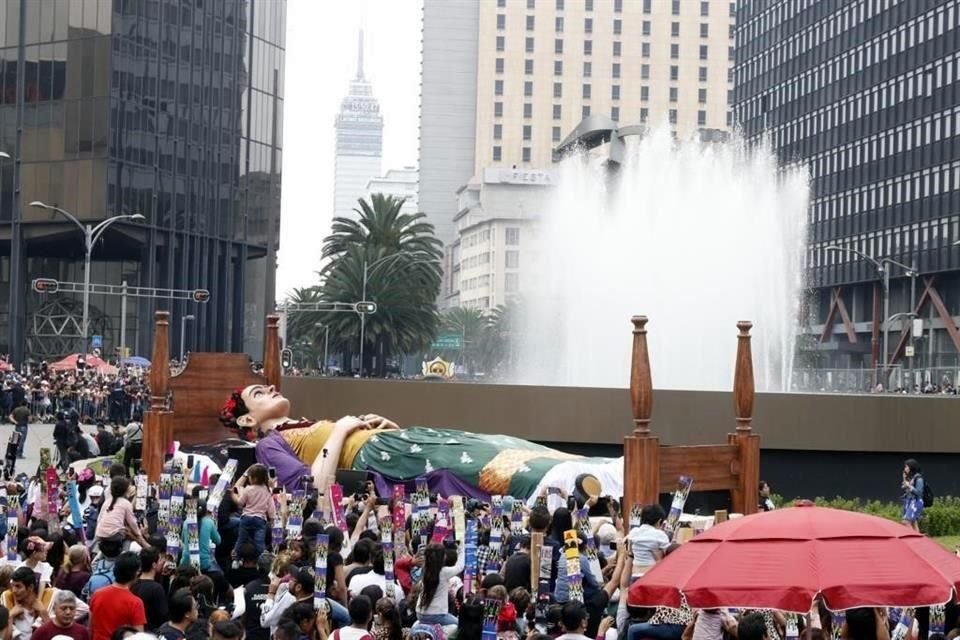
[432,334,464,350]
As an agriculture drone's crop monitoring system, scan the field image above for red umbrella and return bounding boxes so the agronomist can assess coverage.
[628,504,960,613]
[49,353,110,372]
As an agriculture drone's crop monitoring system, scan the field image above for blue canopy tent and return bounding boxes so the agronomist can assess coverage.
[122,356,151,367]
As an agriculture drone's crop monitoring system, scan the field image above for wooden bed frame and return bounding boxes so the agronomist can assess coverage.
[143,311,759,517]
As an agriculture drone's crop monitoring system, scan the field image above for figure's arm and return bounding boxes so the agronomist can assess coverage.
[310,416,369,496]
[256,436,311,492]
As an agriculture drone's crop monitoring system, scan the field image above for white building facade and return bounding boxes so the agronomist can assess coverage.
[334,32,383,222]
[447,168,554,310]
[365,167,420,216]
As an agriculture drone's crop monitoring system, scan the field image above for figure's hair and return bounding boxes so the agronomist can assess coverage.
[219,386,250,429]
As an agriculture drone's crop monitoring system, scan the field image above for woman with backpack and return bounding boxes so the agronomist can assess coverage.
[901,458,926,531]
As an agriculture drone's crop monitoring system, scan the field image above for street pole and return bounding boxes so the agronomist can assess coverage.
[324,325,329,375]
[119,280,127,362]
[82,228,92,351]
[908,266,917,391]
[180,314,195,362]
[359,260,368,377]
[882,266,890,375]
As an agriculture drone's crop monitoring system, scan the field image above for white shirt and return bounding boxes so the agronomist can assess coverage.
[335,629,373,640]
[348,571,405,601]
[416,545,465,616]
[627,523,670,568]
[556,633,593,640]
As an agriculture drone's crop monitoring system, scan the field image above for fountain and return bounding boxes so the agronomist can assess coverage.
[513,126,809,392]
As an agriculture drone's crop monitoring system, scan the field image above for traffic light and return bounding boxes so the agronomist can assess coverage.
[32,278,59,293]
[192,289,211,303]
[353,301,378,314]
[281,348,293,370]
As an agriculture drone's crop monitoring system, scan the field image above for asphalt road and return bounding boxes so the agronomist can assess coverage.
[0,421,99,478]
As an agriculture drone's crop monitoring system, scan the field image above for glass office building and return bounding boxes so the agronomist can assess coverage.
[0,0,285,362]
[735,0,960,376]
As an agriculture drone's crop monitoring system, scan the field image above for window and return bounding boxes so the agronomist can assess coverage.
[643,0,651,13]
[640,107,648,121]
[554,60,563,75]
[641,64,649,79]
[497,14,506,29]
[642,20,651,35]
[670,65,679,80]
[526,15,535,30]
[698,110,706,126]
[611,106,620,121]
[553,82,562,98]
[584,17,592,33]
[613,19,622,34]
[553,104,561,119]
[614,0,622,11]
[698,88,707,103]
[613,41,621,56]
[700,1,709,16]
[505,273,520,293]
[496,58,504,73]
[699,66,708,81]
[556,16,564,32]
[669,87,678,102]
[522,125,532,141]
[495,80,504,96]
[672,0,680,15]
[493,146,502,161]
[729,2,735,16]
[524,103,533,118]
[612,63,621,79]
[506,228,520,245]
[498,0,505,6]
[581,105,591,118]
[585,0,593,10]
[525,59,534,74]
[728,46,734,61]
[671,22,680,36]
[526,37,535,52]
[552,126,561,142]
[556,0,564,8]
[494,124,502,140]
[584,40,592,55]
[582,84,591,99]
[642,42,650,57]
[700,23,709,37]
[524,81,533,96]
[726,111,732,127]
[506,251,520,268]
[494,102,503,117]
[671,44,679,59]
[728,24,734,39]
[555,39,563,54]
[583,61,591,76]
[496,36,505,52]
[612,85,620,100]
[527,0,535,8]
[522,147,531,162]
[669,109,677,124]
[641,86,649,101]
[699,45,708,60]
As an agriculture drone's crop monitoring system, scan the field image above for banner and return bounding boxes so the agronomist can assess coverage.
[314,534,329,610]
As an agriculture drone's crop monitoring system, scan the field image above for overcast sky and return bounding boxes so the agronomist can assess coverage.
[277,0,423,298]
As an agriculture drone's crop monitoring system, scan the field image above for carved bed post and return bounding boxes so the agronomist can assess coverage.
[623,316,660,511]
[263,314,281,389]
[143,311,172,481]
[729,320,760,514]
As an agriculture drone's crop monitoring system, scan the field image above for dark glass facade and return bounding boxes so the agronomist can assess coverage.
[0,0,285,362]
[735,0,960,370]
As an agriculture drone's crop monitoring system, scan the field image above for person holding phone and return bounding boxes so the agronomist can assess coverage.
[230,463,275,556]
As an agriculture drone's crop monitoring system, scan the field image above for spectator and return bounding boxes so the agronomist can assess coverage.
[230,463,275,557]
[89,551,146,640]
[54,544,92,598]
[557,601,592,640]
[31,589,90,640]
[1,566,50,637]
[242,553,274,640]
[415,542,465,627]
[130,546,169,631]
[9,400,30,459]
[260,567,315,633]
[211,620,244,640]
[738,613,770,640]
[95,477,150,549]
[155,588,198,640]
[228,543,260,589]
[83,536,123,601]
[626,504,670,570]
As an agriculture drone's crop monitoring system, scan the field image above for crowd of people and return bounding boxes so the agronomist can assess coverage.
[0,448,946,640]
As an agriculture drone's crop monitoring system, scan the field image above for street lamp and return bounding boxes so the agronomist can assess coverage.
[29,201,144,350]
[359,251,435,377]
[180,314,195,362]
[825,245,918,374]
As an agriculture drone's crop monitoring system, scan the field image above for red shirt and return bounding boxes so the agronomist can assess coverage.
[32,621,90,640]
[89,584,147,640]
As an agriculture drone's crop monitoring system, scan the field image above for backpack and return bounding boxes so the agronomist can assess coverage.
[82,559,116,601]
[922,477,934,508]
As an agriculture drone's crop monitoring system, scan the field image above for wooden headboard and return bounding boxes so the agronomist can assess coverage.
[142,311,281,480]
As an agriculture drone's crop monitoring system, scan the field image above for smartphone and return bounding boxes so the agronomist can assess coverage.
[268,467,277,480]
[186,454,194,469]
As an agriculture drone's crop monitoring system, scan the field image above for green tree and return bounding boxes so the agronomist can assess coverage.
[283,286,323,347]
[318,195,443,376]
[482,300,521,376]
[438,307,490,374]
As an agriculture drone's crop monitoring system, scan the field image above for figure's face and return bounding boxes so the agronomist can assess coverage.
[238,385,290,429]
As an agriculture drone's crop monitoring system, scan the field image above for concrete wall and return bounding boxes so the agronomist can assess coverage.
[280,377,960,454]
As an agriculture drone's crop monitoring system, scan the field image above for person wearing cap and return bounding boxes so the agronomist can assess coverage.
[30,589,89,640]
[83,485,105,542]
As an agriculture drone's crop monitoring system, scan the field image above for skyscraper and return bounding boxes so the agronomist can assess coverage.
[0,0,286,363]
[734,0,960,381]
[333,31,383,223]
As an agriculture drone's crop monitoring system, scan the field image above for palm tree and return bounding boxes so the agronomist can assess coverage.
[318,194,444,376]
[283,286,324,348]
[483,300,522,376]
[439,307,489,374]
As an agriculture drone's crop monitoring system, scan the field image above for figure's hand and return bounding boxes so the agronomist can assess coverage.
[333,415,368,435]
[362,414,398,430]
